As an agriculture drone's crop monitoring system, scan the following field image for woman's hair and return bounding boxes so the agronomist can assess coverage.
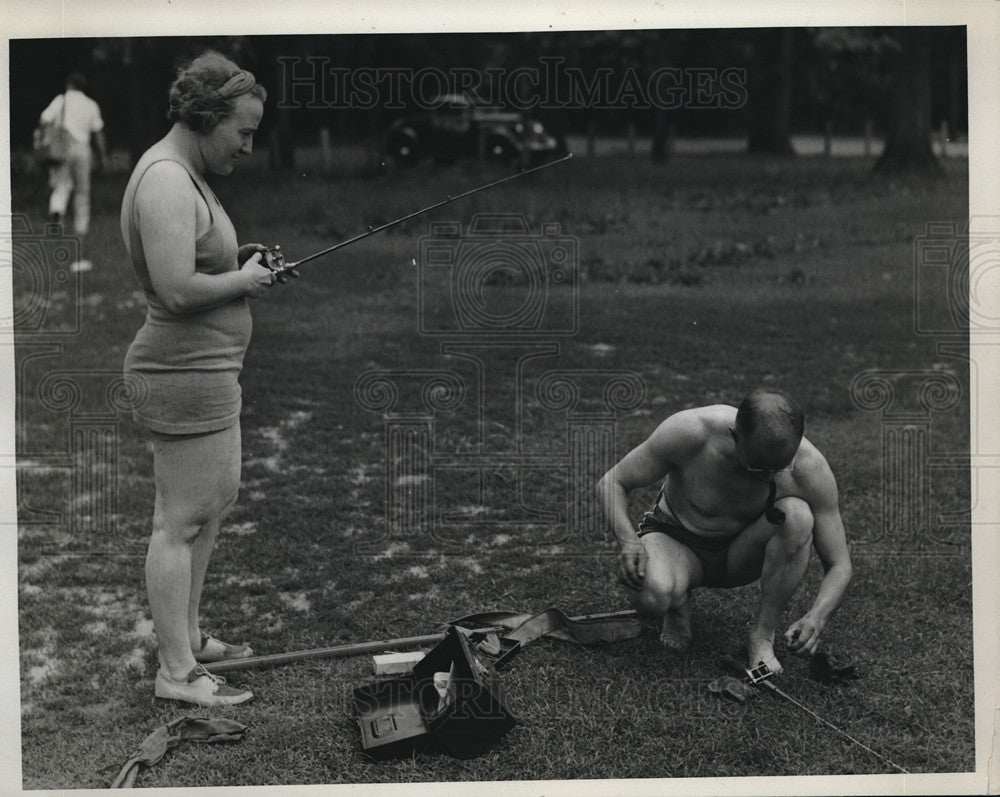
[167,50,267,133]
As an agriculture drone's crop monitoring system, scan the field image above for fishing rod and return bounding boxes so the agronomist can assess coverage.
[203,607,639,675]
[721,656,910,775]
[262,152,573,276]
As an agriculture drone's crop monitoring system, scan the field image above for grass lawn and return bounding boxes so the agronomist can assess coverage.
[13,149,972,788]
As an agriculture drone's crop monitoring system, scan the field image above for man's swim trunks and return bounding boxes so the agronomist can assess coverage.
[636,494,739,588]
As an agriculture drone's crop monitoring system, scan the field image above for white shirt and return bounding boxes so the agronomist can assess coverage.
[40,89,104,144]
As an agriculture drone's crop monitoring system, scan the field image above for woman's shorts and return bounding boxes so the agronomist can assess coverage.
[125,369,241,436]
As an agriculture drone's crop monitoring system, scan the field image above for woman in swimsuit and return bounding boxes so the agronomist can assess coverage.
[122,51,291,706]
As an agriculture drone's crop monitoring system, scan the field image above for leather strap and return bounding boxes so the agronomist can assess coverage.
[448,607,642,665]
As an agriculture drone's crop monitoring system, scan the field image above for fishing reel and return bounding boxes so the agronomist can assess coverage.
[263,245,288,274]
[745,661,776,684]
[721,654,776,685]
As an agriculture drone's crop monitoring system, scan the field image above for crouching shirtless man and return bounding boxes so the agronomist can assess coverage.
[596,389,853,673]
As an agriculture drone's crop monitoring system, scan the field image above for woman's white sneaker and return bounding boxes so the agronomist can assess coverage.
[154,664,253,706]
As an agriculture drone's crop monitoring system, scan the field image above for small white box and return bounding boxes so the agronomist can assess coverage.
[372,650,428,675]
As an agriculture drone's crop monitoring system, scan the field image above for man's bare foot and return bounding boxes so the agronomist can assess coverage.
[659,597,692,651]
[747,633,783,675]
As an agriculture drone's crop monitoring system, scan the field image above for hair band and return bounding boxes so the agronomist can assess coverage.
[216,70,257,99]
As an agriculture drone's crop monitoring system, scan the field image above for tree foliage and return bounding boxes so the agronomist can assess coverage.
[8,28,966,173]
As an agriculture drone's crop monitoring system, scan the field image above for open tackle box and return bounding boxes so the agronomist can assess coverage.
[353,625,519,759]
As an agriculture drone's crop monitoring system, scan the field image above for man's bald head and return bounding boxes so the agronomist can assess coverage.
[734,390,804,470]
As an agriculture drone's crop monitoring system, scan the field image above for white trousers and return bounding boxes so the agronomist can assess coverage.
[48,139,92,236]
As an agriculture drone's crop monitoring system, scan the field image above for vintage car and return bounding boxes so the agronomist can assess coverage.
[383,94,566,167]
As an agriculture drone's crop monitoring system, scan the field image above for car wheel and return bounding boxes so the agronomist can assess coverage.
[485,137,519,166]
[385,129,420,167]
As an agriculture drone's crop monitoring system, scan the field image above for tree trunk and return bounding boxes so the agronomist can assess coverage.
[875,27,941,174]
[269,58,295,169]
[746,28,795,156]
[651,108,669,163]
[123,41,148,169]
[120,41,169,170]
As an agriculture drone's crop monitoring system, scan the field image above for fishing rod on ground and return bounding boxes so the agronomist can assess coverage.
[721,655,910,775]
[201,607,640,674]
[261,152,574,277]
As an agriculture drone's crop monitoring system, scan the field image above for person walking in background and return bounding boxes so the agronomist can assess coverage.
[122,51,295,707]
[38,72,108,272]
